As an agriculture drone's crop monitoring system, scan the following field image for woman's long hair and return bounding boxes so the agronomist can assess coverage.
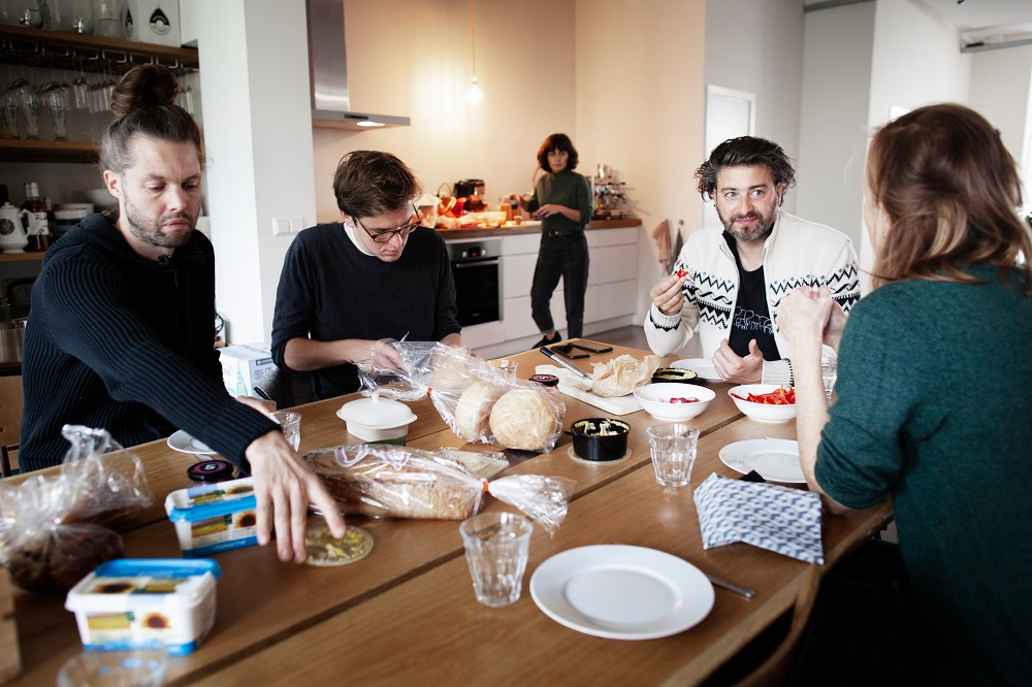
[867,103,1031,291]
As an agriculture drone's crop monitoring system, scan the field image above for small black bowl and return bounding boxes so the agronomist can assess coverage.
[651,367,701,385]
[571,418,630,462]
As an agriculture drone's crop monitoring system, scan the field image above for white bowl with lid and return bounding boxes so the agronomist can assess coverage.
[336,396,418,444]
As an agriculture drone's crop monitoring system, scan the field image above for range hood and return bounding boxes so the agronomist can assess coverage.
[306,0,410,130]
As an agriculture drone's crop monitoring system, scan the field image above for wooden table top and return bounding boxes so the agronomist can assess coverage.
[5,342,891,686]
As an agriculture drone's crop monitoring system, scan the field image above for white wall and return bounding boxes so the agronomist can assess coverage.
[312,0,577,222]
[795,1,876,248]
[189,0,317,344]
[704,0,804,214]
[575,0,707,324]
[968,44,1032,206]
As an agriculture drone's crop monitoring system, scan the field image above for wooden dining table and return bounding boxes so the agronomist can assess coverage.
[3,342,891,686]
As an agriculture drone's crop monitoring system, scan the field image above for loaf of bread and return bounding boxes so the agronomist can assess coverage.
[306,451,482,520]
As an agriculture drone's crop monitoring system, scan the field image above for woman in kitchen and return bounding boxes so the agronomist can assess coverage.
[523,133,594,348]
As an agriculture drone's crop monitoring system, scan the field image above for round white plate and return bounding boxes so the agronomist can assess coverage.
[719,439,805,483]
[166,430,216,455]
[670,358,723,382]
[530,545,714,640]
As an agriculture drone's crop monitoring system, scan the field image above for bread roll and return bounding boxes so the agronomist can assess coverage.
[454,382,505,441]
[489,388,560,451]
[430,348,474,394]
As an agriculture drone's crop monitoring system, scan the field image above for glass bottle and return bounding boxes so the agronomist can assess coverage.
[21,182,50,252]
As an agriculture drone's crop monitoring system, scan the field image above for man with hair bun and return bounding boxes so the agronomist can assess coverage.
[644,136,861,386]
[271,150,461,400]
[21,65,344,564]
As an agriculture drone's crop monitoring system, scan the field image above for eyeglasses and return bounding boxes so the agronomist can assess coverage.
[351,204,422,244]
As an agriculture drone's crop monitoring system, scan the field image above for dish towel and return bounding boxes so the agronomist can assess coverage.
[694,473,824,564]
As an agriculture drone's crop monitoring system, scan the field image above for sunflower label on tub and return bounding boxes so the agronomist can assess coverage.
[65,558,221,655]
[164,478,259,556]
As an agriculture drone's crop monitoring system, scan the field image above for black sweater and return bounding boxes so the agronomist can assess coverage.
[271,224,460,399]
[20,214,278,472]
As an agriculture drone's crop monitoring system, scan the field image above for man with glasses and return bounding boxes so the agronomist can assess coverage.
[271,151,461,400]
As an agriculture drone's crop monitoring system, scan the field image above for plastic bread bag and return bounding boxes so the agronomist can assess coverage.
[358,341,566,451]
[0,425,152,593]
[303,444,576,533]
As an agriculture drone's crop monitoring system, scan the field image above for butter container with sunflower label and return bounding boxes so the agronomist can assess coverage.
[65,558,221,655]
[164,477,259,556]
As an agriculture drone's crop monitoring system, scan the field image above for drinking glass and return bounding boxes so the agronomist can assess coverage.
[459,512,533,607]
[58,651,167,687]
[92,0,123,38]
[646,423,700,488]
[44,85,68,139]
[272,411,301,451]
[68,0,93,33]
[820,351,838,401]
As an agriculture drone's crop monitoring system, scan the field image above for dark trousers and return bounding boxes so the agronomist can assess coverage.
[531,232,589,339]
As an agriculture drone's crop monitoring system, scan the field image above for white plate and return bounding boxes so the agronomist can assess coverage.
[530,545,714,640]
[166,430,216,455]
[670,358,723,382]
[719,439,805,483]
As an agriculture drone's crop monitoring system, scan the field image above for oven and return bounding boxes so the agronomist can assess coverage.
[448,239,502,327]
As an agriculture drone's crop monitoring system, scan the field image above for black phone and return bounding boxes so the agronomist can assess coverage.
[571,342,613,354]
[549,343,589,359]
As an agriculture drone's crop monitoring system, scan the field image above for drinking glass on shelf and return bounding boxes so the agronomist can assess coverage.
[14,79,41,139]
[1,89,18,139]
[459,512,533,607]
[44,85,68,140]
[92,0,124,38]
[646,423,700,489]
[68,0,93,33]
[14,1,45,27]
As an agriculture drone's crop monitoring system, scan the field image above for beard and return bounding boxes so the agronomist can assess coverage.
[717,205,776,242]
[123,195,195,249]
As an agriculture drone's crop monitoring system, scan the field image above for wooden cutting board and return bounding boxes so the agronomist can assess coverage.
[0,568,21,683]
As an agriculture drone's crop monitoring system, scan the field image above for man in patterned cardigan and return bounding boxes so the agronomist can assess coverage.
[644,137,860,386]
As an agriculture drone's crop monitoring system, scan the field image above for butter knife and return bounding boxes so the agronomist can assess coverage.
[540,346,593,382]
[704,573,755,600]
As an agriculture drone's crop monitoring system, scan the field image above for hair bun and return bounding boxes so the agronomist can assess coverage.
[110,64,178,118]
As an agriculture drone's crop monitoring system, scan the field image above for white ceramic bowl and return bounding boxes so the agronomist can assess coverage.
[728,384,797,424]
[633,383,715,422]
[336,397,418,445]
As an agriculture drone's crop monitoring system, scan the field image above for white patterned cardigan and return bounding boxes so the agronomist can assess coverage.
[643,210,861,386]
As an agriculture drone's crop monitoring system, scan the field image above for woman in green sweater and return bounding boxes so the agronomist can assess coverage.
[778,104,1032,684]
[524,133,594,348]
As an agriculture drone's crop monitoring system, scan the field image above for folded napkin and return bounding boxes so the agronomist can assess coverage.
[693,473,824,564]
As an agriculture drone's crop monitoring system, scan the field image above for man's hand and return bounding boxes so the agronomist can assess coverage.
[776,288,834,352]
[246,431,346,563]
[355,339,404,372]
[650,274,686,316]
[712,338,763,384]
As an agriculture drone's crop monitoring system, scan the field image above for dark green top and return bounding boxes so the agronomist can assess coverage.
[527,169,593,235]
[816,265,1032,686]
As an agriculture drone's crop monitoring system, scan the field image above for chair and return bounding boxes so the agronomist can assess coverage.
[737,567,822,687]
[0,374,22,477]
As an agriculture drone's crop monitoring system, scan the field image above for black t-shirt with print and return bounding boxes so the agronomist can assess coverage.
[724,232,780,361]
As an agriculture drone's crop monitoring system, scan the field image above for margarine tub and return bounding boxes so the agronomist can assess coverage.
[165,477,258,556]
[65,558,221,655]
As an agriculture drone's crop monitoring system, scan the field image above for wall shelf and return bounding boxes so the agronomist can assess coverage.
[0,24,198,72]
[0,137,98,163]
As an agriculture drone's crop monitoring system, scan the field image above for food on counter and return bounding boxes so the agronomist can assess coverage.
[732,386,796,405]
[651,367,699,384]
[165,478,260,557]
[305,523,374,567]
[573,419,627,437]
[571,418,630,462]
[65,559,221,656]
[430,347,475,394]
[528,373,559,388]
[589,354,661,397]
[489,388,561,451]
[454,381,506,441]
[668,397,700,404]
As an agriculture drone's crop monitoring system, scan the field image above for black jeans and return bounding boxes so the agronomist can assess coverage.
[531,232,589,339]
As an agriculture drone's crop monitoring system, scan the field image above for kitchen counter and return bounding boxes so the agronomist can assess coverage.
[436,217,641,241]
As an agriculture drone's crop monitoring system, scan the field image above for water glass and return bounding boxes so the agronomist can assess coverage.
[459,512,533,607]
[490,357,518,382]
[646,423,700,488]
[820,352,838,401]
[58,651,167,687]
[272,410,301,451]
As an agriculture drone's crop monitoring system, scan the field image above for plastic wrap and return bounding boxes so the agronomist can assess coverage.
[304,444,575,533]
[0,425,152,593]
[358,341,565,451]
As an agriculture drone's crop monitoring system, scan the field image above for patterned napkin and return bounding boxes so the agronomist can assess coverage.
[693,473,824,564]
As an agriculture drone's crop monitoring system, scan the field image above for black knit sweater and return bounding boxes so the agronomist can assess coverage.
[19,214,278,472]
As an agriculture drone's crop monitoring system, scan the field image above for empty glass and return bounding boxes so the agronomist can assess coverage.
[490,357,518,382]
[647,423,700,488]
[68,0,93,33]
[820,351,838,401]
[272,411,301,451]
[92,0,124,38]
[459,512,533,607]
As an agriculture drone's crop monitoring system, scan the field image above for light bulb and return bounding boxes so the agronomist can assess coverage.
[466,76,483,104]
